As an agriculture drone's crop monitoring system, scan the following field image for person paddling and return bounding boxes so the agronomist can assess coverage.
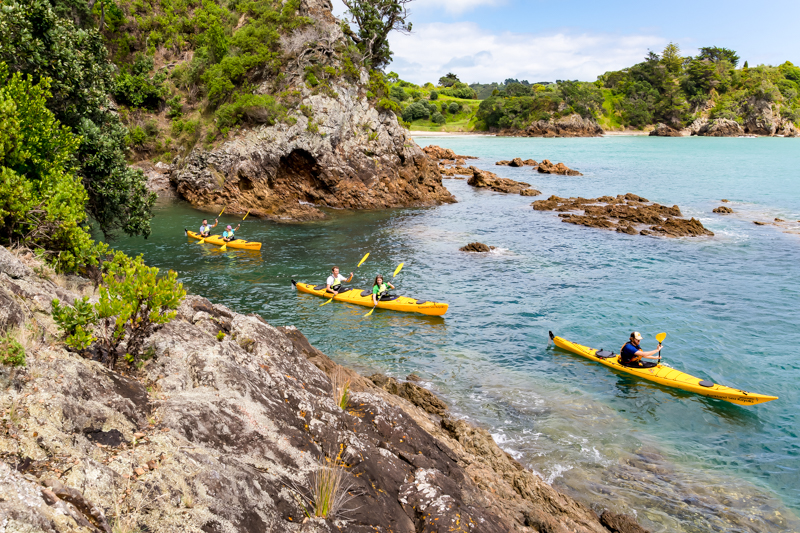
[222,224,240,242]
[326,266,353,296]
[371,275,394,306]
[199,218,218,237]
[620,331,662,368]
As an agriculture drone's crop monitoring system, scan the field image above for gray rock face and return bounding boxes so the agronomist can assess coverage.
[0,246,629,533]
[0,245,33,279]
[649,123,683,137]
[499,113,604,137]
[696,118,744,137]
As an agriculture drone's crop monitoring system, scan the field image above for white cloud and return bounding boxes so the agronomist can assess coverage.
[387,22,667,84]
[330,0,502,18]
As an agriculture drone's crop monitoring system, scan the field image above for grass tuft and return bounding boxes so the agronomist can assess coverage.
[331,368,350,410]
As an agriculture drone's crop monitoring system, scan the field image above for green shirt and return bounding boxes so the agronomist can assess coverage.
[372,283,388,295]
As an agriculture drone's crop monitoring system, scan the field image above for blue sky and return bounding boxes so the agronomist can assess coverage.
[331,0,800,85]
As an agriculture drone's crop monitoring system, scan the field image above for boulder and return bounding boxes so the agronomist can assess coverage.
[522,159,538,166]
[649,123,683,137]
[713,206,734,214]
[0,246,33,279]
[459,242,496,253]
[520,188,542,197]
[499,113,604,137]
[697,118,744,137]
[601,511,651,533]
[537,159,582,176]
[650,217,714,237]
[467,167,532,194]
[422,145,477,160]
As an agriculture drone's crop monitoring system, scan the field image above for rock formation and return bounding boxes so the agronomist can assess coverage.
[170,9,455,222]
[533,194,714,237]
[649,123,684,137]
[422,145,477,161]
[497,158,538,167]
[713,206,734,214]
[696,118,744,137]
[498,114,604,137]
[467,167,540,196]
[459,242,496,253]
[0,246,647,532]
[538,159,583,176]
[439,165,472,176]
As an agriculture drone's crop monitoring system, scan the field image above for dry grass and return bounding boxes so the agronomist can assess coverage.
[111,473,165,533]
[330,368,350,410]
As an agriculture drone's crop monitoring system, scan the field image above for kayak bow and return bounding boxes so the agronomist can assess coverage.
[187,230,262,251]
[293,280,448,316]
[549,332,777,406]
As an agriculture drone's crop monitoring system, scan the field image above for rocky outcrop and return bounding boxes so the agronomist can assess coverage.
[743,98,777,135]
[0,246,646,533]
[713,206,734,214]
[138,161,177,198]
[497,158,538,167]
[422,145,477,161]
[697,118,745,137]
[498,114,604,137]
[439,165,472,176]
[649,123,683,137]
[459,242,496,253]
[467,167,538,195]
[538,159,582,176]
[533,194,714,237]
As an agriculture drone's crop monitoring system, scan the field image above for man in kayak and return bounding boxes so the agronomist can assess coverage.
[222,224,240,242]
[620,332,662,368]
[326,266,353,295]
[371,274,395,305]
[199,218,218,237]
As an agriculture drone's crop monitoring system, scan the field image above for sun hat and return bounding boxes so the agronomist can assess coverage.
[226,225,232,229]
[632,331,643,340]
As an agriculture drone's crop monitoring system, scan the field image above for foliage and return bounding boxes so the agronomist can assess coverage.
[698,46,740,68]
[390,85,408,101]
[448,102,460,114]
[440,83,477,99]
[429,90,438,100]
[52,251,185,367]
[431,111,446,125]
[0,0,155,242]
[113,54,167,109]
[215,93,287,131]
[401,101,431,122]
[0,331,26,367]
[0,63,101,271]
[438,73,459,87]
[342,0,411,70]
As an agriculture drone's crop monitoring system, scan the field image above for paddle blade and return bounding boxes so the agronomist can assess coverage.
[320,297,334,307]
[196,239,205,245]
[220,244,227,251]
[218,206,226,216]
[656,332,667,343]
[243,210,250,221]
[358,253,370,267]
[364,307,376,317]
[393,263,404,278]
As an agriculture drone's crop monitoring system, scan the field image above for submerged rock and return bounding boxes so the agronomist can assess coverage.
[537,159,583,176]
[713,206,734,214]
[460,242,496,253]
[534,194,713,238]
[467,166,534,194]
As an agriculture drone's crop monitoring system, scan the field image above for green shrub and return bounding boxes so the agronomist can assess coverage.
[166,95,183,118]
[52,251,185,367]
[0,332,25,367]
[448,102,460,114]
[390,85,408,101]
[113,54,167,109]
[431,112,446,124]
[401,101,430,122]
[429,90,438,100]
[215,93,287,130]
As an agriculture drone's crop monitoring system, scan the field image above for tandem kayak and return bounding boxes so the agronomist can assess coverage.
[186,230,262,251]
[292,281,448,316]
[549,332,777,406]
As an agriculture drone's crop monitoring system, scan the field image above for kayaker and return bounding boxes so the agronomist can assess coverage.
[326,266,353,295]
[371,275,395,305]
[222,224,240,242]
[620,332,662,367]
[199,218,218,237]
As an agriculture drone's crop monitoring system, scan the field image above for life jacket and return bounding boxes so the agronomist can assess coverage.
[374,283,388,299]
[620,342,641,364]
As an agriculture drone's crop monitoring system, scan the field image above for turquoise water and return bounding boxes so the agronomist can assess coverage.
[115,136,800,532]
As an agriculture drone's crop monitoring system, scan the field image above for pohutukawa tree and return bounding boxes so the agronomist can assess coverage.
[342,0,413,70]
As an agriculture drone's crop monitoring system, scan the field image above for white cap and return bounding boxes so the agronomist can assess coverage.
[632,331,643,340]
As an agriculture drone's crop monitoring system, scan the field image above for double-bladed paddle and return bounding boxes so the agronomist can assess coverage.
[320,253,370,307]
[220,211,249,251]
[364,262,404,316]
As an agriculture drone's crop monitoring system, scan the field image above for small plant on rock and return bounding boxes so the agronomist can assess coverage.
[331,368,351,410]
[0,331,26,367]
[297,451,356,520]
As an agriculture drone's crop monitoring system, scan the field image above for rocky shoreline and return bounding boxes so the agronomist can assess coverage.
[0,246,648,532]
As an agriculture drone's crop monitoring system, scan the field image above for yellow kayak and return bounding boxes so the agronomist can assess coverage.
[186,230,262,251]
[292,281,448,316]
[549,332,777,406]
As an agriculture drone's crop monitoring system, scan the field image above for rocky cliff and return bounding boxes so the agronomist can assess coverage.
[169,2,454,221]
[497,114,604,138]
[0,246,648,533]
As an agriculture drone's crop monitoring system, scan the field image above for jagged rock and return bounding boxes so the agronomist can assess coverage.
[368,373,448,416]
[779,120,798,137]
[721,199,729,202]
[499,113,604,137]
[743,98,777,135]
[601,510,651,533]
[686,118,708,135]
[496,160,512,166]
[422,145,477,161]
[534,195,712,237]
[649,123,683,137]
[137,161,177,198]
[697,118,744,137]
[0,245,33,279]
[459,242,496,253]
[537,159,582,176]
[439,165,472,176]
[523,159,538,166]
[520,188,542,197]
[467,167,533,194]
[713,206,734,214]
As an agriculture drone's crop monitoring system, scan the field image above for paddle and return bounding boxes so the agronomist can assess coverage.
[197,206,226,245]
[220,213,247,251]
[655,332,667,364]
[364,262,404,316]
[320,253,370,306]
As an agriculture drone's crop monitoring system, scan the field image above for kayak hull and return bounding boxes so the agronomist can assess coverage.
[551,333,777,406]
[293,281,448,316]
[187,230,262,250]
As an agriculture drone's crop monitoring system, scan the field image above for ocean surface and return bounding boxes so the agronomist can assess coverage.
[114,136,800,532]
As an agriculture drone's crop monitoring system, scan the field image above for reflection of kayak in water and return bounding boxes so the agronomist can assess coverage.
[292,280,448,316]
[186,230,261,250]
[550,332,778,406]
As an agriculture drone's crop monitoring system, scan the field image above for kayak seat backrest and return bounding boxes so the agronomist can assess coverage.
[415,300,430,305]
[313,285,327,291]
[360,290,371,297]
[699,380,714,388]
[595,349,615,359]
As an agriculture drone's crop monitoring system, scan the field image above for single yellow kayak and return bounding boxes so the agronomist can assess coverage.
[293,281,448,316]
[549,332,777,406]
[186,230,262,251]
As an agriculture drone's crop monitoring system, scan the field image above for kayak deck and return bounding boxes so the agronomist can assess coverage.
[550,332,777,406]
[187,230,262,250]
[293,281,448,316]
